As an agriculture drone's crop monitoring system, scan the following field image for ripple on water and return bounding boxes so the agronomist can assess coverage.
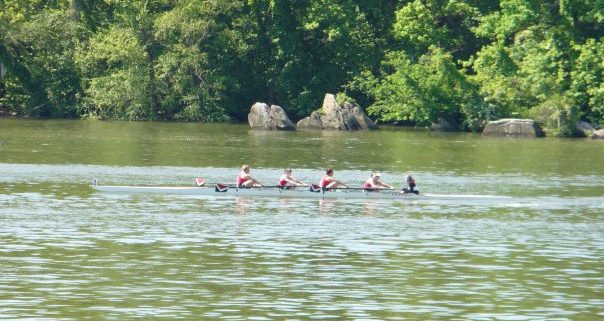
[1,168,603,320]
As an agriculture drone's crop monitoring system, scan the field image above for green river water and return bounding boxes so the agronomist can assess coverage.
[0,119,603,320]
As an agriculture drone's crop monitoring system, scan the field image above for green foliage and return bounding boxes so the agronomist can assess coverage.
[1,9,85,117]
[0,0,602,134]
[474,0,539,41]
[529,94,580,137]
[76,27,152,120]
[361,47,476,128]
[570,38,604,126]
[268,0,379,118]
[469,42,527,118]
[468,0,603,135]
[0,77,29,115]
[153,0,241,121]
[336,92,356,105]
[393,0,481,60]
[393,0,445,52]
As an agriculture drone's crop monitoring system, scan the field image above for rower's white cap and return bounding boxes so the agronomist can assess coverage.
[372,172,381,177]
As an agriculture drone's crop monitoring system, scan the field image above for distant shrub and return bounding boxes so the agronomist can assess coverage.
[529,94,579,137]
[336,92,357,105]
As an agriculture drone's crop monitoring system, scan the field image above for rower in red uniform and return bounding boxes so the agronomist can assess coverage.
[363,172,393,190]
[279,168,307,188]
[320,168,347,190]
[237,164,263,188]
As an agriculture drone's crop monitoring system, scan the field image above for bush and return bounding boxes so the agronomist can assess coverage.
[529,95,579,137]
[336,92,357,105]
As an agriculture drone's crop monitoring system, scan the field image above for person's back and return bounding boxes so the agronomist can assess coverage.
[402,175,419,194]
[363,177,374,189]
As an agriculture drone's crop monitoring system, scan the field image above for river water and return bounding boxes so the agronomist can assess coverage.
[1,119,603,320]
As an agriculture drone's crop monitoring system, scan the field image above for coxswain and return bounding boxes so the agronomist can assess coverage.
[401,175,419,194]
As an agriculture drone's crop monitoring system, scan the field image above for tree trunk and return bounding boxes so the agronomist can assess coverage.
[189,67,205,113]
[137,1,159,118]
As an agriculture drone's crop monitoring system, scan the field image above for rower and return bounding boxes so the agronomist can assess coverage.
[237,164,263,188]
[320,168,347,190]
[363,172,393,191]
[401,175,419,194]
[279,168,308,189]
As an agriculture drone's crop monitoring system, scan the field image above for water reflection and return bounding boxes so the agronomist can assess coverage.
[235,197,252,215]
[1,132,603,321]
[0,185,603,320]
[318,199,335,215]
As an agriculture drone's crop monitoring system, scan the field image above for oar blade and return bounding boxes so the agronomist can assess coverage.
[309,184,321,193]
[195,178,205,187]
[215,183,229,192]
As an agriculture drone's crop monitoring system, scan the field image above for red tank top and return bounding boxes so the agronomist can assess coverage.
[320,176,330,188]
[363,179,373,189]
[237,176,249,187]
[279,175,288,186]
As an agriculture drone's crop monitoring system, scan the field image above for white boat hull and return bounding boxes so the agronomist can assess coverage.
[91,182,510,201]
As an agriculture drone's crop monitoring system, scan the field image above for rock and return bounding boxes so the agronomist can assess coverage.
[592,129,604,139]
[576,121,596,137]
[320,95,347,129]
[297,94,378,130]
[296,111,323,129]
[482,119,544,138]
[349,102,379,130]
[248,103,296,130]
[432,117,459,132]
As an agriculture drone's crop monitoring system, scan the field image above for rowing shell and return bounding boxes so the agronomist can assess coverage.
[91,180,511,201]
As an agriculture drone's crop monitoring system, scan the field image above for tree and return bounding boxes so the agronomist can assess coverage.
[571,38,604,126]
[76,26,152,119]
[357,0,486,130]
[470,0,603,135]
[153,0,248,121]
[361,47,480,129]
[1,6,85,117]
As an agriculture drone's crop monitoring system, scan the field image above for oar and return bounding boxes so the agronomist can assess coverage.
[198,178,394,191]
[196,178,241,187]
[307,183,395,192]
[195,178,283,189]
[323,186,397,191]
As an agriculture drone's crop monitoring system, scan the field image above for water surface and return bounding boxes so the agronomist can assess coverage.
[0,119,602,320]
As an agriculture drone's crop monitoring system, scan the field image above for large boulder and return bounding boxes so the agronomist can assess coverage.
[248,103,296,130]
[592,129,604,139]
[576,121,596,137]
[348,102,379,130]
[297,94,378,130]
[482,119,544,138]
